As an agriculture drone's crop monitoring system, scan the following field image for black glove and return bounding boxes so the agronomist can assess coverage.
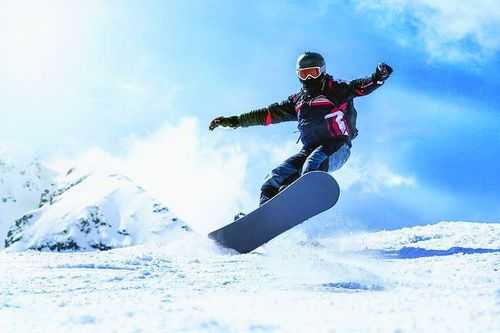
[209,116,240,131]
[374,63,393,82]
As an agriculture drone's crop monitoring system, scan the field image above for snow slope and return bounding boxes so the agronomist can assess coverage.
[329,221,500,252]
[0,158,57,246]
[4,171,191,251]
[1,221,499,332]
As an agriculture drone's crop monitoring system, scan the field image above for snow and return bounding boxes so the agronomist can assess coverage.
[330,221,500,251]
[1,221,499,332]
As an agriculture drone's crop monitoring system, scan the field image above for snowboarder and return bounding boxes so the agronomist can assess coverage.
[209,52,392,206]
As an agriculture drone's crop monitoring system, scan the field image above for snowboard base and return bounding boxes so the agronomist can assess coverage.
[208,171,340,253]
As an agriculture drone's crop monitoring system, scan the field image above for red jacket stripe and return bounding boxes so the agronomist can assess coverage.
[265,111,272,125]
[311,101,334,107]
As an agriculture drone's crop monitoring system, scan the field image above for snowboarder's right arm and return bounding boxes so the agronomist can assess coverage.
[209,96,297,131]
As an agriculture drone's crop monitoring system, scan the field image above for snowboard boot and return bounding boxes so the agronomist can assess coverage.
[259,185,279,206]
[233,212,246,221]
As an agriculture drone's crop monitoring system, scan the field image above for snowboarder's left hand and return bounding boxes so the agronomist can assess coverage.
[375,63,393,81]
[209,116,240,131]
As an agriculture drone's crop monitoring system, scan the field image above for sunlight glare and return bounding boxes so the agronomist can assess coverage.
[2,1,97,88]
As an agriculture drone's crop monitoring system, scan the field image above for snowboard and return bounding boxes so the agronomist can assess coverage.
[208,171,340,253]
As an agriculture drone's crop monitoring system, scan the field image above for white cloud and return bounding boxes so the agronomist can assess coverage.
[354,0,500,62]
[335,154,416,193]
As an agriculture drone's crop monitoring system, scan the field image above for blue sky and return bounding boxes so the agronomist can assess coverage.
[2,0,500,231]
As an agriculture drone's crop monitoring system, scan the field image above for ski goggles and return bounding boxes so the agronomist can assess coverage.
[296,66,325,80]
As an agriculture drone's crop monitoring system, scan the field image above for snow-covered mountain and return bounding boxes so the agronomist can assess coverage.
[4,170,191,251]
[0,157,57,246]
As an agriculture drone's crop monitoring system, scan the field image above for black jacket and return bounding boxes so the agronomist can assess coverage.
[237,73,384,146]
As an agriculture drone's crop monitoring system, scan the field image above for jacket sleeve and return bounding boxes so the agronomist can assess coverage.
[349,73,385,97]
[238,95,297,128]
[330,73,385,100]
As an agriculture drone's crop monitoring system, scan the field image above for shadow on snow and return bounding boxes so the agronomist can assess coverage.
[320,282,384,291]
[306,281,385,293]
[374,246,500,259]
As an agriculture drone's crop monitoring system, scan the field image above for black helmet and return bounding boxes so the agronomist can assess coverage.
[296,52,326,83]
[296,52,326,71]
[296,52,326,95]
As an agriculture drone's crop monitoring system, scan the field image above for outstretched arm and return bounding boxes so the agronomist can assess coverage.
[348,63,393,97]
[209,95,297,131]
